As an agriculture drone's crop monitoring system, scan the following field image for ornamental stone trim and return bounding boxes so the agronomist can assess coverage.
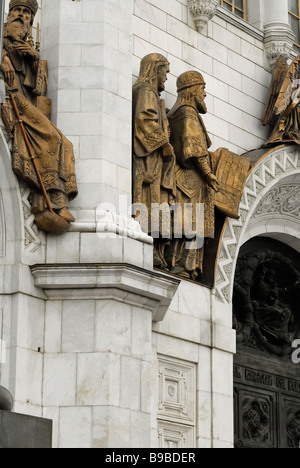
[215,146,300,304]
[187,0,220,32]
[264,21,295,69]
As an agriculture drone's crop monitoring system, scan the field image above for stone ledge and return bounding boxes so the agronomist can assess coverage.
[31,263,180,322]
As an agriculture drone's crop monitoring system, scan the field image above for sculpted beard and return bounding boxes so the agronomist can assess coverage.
[4,18,29,42]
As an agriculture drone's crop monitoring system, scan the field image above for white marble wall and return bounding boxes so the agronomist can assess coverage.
[133,0,271,155]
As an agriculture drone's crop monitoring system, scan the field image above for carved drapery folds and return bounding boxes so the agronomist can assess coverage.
[1,0,78,235]
[187,0,220,32]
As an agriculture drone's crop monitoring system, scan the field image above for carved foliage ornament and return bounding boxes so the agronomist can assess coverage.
[255,184,300,220]
[187,0,220,32]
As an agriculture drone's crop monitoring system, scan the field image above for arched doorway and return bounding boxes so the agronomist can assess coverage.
[213,145,300,448]
[233,237,300,448]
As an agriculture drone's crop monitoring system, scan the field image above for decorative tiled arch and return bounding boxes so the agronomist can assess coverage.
[215,146,300,303]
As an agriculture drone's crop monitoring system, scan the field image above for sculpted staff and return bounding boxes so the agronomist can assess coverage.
[167,71,250,281]
[1,0,78,234]
[132,53,176,268]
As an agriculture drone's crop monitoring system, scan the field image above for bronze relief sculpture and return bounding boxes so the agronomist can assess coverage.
[233,248,300,356]
[1,0,78,234]
[133,62,250,282]
[132,53,176,268]
[262,54,300,147]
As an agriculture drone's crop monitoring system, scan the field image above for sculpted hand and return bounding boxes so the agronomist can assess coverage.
[206,173,220,192]
[15,41,39,61]
[2,55,15,87]
[162,142,175,162]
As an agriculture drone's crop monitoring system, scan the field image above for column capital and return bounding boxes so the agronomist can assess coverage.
[187,0,220,32]
[264,21,296,69]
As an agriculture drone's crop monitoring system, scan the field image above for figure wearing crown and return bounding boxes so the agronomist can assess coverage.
[166,71,250,281]
[1,0,78,234]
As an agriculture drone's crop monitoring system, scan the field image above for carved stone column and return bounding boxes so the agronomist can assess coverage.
[263,0,295,69]
[187,0,220,32]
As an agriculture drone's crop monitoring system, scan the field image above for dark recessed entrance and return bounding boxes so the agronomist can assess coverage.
[233,237,300,448]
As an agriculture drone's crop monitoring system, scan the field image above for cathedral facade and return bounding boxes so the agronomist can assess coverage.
[0,0,299,448]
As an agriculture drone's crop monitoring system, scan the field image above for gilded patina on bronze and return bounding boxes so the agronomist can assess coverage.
[132,53,176,268]
[262,55,300,146]
[167,71,250,281]
[1,0,78,234]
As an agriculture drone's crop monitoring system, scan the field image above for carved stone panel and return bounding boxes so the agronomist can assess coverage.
[158,357,196,424]
[157,421,195,449]
[157,356,196,448]
[236,388,275,449]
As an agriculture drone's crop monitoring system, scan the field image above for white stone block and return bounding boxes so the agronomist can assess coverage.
[93,406,131,448]
[212,23,241,54]
[95,300,132,355]
[213,439,233,448]
[229,87,265,120]
[57,111,102,136]
[62,300,95,353]
[242,76,268,103]
[141,360,152,413]
[153,310,201,344]
[204,113,229,141]
[228,50,256,81]
[213,61,242,91]
[167,15,198,48]
[151,0,182,18]
[229,125,258,152]
[43,354,76,406]
[80,135,103,159]
[120,356,141,411]
[80,89,103,113]
[11,294,44,352]
[134,0,167,31]
[212,349,233,397]
[214,98,243,128]
[117,166,132,194]
[241,39,264,67]
[197,390,212,439]
[212,323,236,354]
[46,232,80,264]
[133,15,151,42]
[155,334,199,363]
[197,437,212,448]
[80,234,123,263]
[42,406,59,449]
[132,307,152,360]
[44,301,62,354]
[77,353,119,406]
[182,43,213,75]
[130,411,151,448]
[212,393,234,444]
[199,33,227,63]
[59,407,92,448]
[197,345,211,393]
[133,36,165,64]
[12,347,43,406]
[178,281,211,321]
[60,0,82,23]
[58,44,82,67]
